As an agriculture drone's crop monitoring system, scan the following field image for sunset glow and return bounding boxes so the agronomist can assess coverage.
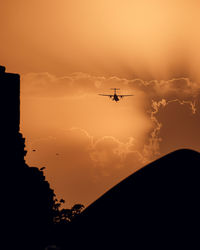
[1,0,200,206]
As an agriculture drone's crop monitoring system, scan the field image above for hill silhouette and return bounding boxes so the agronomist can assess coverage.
[68,149,200,249]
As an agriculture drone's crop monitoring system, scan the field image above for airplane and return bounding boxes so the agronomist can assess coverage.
[99,88,133,102]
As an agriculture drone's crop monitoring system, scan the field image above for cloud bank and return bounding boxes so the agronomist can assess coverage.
[21,72,200,206]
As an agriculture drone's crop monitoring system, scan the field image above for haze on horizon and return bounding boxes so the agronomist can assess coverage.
[1,0,200,206]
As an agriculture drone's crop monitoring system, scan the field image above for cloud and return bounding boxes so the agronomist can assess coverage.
[22,71,200,206]
[151,99,200,155]
[90,136,145,178]
[26,128,145,206]
[21,72,133,98]
[143,96,200,158]
[21,72,95,98]
[129,78,200,100]
[127,77,200,159]
[22,72,200,104]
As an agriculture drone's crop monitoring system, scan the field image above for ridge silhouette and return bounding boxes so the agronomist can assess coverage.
[68,149,200,249]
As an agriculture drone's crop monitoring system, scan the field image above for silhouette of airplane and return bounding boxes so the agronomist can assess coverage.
[99,88,133,102]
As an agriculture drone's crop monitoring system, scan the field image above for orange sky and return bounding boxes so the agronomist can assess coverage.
[1,0,200,206]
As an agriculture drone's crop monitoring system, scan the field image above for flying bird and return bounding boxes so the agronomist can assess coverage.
[99,88,133,102]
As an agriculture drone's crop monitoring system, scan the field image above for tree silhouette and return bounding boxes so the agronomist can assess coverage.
[52,198,84,224]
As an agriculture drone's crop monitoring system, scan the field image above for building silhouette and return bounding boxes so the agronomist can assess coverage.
[0,65,55,249]
[0,65,26,166]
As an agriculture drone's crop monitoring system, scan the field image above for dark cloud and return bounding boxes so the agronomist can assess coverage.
[154,100,200,155]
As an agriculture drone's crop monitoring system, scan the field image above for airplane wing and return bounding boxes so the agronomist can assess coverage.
[99,94,113,97]
[119,95,134,98]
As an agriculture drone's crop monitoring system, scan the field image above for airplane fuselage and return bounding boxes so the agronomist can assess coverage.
[113,94,119,102]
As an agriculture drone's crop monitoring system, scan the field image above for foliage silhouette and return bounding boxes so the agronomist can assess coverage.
[53,198,84,224]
